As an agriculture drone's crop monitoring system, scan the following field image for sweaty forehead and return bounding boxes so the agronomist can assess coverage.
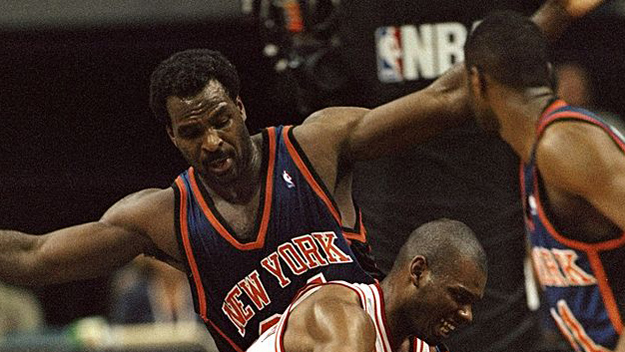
[166,80,230,119]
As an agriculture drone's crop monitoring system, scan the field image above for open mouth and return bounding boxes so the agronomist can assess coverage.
[206,157,233,174]
[438,319,456,337]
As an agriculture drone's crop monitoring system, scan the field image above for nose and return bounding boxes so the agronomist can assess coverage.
[458,305,473,324]
[202,128,223,152]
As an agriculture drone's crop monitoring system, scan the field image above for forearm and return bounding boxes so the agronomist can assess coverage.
[532,0,605,42]
[0,222,146,287]
[532,0,572,42]
[349,63,469,160]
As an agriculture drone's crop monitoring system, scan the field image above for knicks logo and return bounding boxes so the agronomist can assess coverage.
[375,22,472,82]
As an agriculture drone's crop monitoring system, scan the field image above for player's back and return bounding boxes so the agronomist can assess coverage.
[522,99,625,351]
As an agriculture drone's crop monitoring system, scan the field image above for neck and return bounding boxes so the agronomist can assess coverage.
[380,276,409,350]
[493,87,554,162]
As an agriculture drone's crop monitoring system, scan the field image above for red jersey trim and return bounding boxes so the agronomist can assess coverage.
[373,282,395,352]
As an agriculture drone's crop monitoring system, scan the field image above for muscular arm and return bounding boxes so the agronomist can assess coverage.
[537,122,625,234]
[295,0,604,169]
[298,62,468,163]
[283,285,376,352]
[0,188,177,286]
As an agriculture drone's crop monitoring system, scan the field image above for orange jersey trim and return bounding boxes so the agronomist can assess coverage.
[342,209,368,243]
[175,177,208,320]
[281,126,341,223]
[542,99,568,117]
[538,109,625,151]
[532,170,625,252]
[587,251,623,333]
[187,128,277,251]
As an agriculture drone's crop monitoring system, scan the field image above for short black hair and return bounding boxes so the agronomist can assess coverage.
[391,218,488,277]
[464,11,551,89]
[149,49,241,126]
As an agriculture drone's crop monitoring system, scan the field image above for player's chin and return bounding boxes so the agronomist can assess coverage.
[424,323,452,345]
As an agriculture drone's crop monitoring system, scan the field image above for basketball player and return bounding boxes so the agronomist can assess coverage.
[464,11,625,352]
[0,46,471,352]
[0,2,603,351]
[247,219,487,352]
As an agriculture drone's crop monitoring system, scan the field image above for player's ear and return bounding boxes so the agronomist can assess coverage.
[236,96,247,122]
[410,255,429,288]
[166,125,178,148]
[468,65,487,96]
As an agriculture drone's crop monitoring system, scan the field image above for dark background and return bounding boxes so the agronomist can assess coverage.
[0,1,624,327]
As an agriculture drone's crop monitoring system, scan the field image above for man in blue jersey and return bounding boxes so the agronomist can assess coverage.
[0,1,604,352]
[464,11,625,352]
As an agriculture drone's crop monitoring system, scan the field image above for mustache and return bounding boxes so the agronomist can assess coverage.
[204,150,230,164]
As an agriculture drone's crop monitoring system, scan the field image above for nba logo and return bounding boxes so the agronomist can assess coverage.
[375,26,403,83]
[282,170,295,189]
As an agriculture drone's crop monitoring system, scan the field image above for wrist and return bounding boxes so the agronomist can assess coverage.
[531,1,573,42]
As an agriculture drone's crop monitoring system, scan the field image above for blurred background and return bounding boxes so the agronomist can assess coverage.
[0,0,624,350]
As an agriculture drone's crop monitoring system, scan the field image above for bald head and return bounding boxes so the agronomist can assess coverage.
[390,219,487,278]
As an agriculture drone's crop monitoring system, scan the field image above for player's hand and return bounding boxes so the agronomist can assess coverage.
[554,0,605,18]
[532,0,604,41]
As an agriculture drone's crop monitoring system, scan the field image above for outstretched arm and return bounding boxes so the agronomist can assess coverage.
[0,188,175,286]
[296,0,605,166]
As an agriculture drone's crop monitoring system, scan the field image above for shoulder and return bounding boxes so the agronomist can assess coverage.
[101,188,174,236]
[304,284,374,334]
[285,284,376,352]
[537,120,624,192]
[293,107,370,146]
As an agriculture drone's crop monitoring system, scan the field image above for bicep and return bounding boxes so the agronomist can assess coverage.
[35,189,171,284]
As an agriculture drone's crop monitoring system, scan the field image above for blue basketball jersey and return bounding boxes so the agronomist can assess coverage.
[171,125,374,352]
[521,99,625,352]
